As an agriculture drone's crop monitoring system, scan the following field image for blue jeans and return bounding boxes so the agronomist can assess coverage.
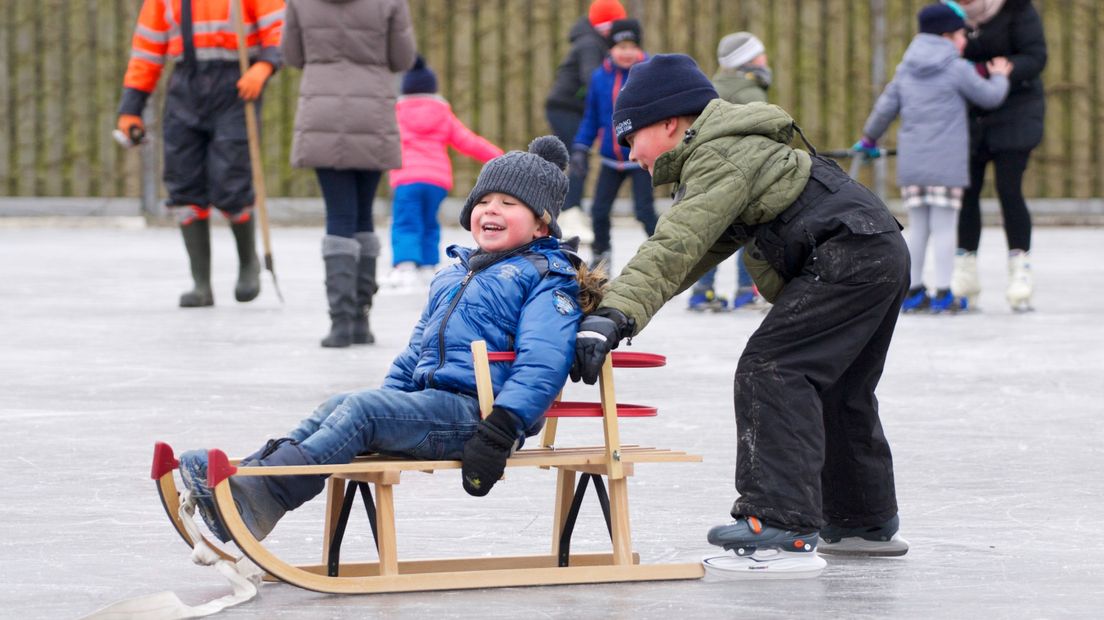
[692,249,754,294]
[316,168,382,237]
[390,182,449,266]
[591,165,657,255]
[287,388,482,465]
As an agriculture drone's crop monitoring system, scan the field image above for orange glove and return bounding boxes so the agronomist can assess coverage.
[237,62,274,101]
[117,114,144,135]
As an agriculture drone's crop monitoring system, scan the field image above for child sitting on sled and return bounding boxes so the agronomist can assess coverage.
[178,136,605,543]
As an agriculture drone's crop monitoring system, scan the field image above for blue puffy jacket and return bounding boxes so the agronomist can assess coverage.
[382,237,582,440]
[573,56,646,169]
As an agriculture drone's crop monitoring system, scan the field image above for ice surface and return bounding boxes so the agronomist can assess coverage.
[2,221,1102,618]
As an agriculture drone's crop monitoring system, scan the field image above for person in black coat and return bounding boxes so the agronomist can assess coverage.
[953,0,1047,312]
[544,0,627,244]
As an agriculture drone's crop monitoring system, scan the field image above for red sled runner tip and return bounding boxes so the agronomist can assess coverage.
[151,442,179,480]
[206,449,237,488]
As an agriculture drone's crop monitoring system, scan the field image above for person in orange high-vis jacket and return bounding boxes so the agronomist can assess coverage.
[117,0,285,308]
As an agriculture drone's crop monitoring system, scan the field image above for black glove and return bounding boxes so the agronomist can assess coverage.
[569,148,589,178]
[462,407,518,497]
[570,307,634,385]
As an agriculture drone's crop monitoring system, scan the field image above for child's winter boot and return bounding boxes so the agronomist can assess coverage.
[178,449,232,542]
[900,286,930,313]
[951,250,980,311]
[928,288,962,314]
[819,513,909,557]
[1006,250,1033,313]
[702,516,826,579]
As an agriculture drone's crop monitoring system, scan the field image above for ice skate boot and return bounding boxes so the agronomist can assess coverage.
[589,250,612,272]
[702,516,826,579]
[819,514,909,557]
[928,288,963,314]
[900,286,930,313]
[730,287,762,310]
[951,250,980,311]
[688,288,729,312]
[1006,250,1034,313]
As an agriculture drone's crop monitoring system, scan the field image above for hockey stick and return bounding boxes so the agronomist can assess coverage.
[231,0,284,303]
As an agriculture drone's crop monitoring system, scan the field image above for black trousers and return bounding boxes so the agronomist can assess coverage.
[958,143,1033,253]
[162,62,258,213]
[730,157,909,531]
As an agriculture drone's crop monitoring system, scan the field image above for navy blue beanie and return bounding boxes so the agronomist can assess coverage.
[401,55,437,95]
[611,54,718,147]
[918,4,966,35]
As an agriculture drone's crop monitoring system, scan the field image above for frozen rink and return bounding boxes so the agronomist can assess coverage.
[2,220,1103,619]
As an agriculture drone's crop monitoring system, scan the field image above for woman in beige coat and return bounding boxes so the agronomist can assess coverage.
[283,0,417,347]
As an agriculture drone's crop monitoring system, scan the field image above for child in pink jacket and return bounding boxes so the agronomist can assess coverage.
[387,56,503,288]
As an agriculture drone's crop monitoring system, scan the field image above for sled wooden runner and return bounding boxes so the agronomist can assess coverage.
[152,341,703,594]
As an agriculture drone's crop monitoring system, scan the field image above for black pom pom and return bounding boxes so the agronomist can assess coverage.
[412,55,426,71]
[528,136,569,172]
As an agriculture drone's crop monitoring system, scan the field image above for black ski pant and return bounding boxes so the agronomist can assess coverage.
[730,157,909,531]
[162,62,258,214]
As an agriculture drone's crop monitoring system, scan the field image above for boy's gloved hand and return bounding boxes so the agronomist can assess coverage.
[237,61,274,101]
[851,137,880,160]
[462,408,518,497]
[569,148,589,177]
[571,307,634,385]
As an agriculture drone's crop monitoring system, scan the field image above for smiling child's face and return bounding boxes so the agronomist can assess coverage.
[470,192,547,252]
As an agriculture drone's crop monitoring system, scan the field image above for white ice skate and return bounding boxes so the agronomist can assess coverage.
[1006,251,1034,313]
[558,206,595,246]
[702,517,826,580]
[951,251,981,312]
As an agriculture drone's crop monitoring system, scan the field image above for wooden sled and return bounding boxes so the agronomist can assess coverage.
[152,342,703,593]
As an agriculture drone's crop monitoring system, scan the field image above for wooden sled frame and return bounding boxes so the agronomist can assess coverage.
[152,342,703,593]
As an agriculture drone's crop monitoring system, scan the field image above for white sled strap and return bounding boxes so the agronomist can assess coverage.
[80,491,263,620]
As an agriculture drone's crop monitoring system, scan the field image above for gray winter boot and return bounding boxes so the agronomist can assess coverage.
[179,218,214,307]
[321,235,360,348]
[230,216,261,302]
[353,231,380,345]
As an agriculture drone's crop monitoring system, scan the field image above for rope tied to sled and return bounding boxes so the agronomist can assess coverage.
[80,490,263,619]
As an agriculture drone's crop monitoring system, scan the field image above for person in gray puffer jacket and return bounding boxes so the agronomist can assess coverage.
[283,0,417,348]
[858,3,1010,314]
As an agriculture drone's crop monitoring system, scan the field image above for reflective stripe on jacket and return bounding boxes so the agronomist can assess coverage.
[123,0,285,94]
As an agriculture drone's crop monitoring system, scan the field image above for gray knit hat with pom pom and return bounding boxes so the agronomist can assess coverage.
[460,135,569,239]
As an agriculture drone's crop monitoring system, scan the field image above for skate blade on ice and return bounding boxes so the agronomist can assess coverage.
[702,548,826,580]
[818,534,909,557]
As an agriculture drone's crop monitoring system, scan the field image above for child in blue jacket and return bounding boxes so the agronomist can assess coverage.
[571,18,657,269]
[177,137,605,543]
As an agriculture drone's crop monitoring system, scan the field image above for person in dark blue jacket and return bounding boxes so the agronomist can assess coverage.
[571,19,657,269]
[176,137,606,543]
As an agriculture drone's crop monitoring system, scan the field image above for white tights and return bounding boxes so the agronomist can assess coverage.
[907,204,958,290]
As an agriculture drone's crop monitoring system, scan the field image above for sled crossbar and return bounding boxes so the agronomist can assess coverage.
[152,342,703,593]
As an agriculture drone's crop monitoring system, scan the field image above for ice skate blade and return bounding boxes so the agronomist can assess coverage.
[701,549,826,580]
[818,534,909,557]
[1010,303,1035,314]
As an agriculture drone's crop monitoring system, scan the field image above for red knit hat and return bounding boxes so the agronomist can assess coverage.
[588,0,627,28]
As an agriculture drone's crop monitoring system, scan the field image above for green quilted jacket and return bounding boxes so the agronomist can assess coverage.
[600,99,812,334]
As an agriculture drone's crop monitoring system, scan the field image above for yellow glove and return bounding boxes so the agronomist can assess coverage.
[236,62,273,101]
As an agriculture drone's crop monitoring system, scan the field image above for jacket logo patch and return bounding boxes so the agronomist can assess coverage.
[553,290,578,315]
[497,264,522,280]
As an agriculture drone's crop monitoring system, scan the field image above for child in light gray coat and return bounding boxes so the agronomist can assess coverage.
[858,2,1010,313]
